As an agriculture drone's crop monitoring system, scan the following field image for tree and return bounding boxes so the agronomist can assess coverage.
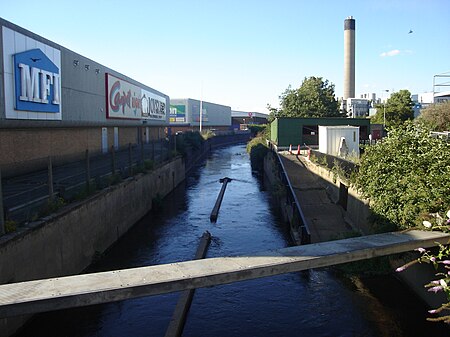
[268,77,341,119]
[417,101,450,132]
[371,90,414,127]
[353,122,450,231]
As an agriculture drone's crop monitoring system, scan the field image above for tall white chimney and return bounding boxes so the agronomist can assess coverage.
[344,16,355,100]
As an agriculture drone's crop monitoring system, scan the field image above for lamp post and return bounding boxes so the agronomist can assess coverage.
[199,82,204,134]
[199,100,203,133]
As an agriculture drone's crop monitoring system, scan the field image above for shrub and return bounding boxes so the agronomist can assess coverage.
[247,136,268,171]
[177,131,205,155]
[353,122,450,230]
[39,197,66,218]
[248,124,267,137]
[5,220,17,233]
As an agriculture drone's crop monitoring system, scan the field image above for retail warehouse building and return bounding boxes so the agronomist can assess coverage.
[169,98,231,134]
[0,18,169,177]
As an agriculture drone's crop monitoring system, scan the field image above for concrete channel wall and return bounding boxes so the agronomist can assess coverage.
[300,157,372,235]
[263,152,298,241]
[0,157,184,336]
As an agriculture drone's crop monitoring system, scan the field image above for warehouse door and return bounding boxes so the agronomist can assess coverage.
[101,127,108,154]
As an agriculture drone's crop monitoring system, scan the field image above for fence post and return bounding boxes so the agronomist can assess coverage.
[128,143,133,176]
[0,168,5,235]
[174,134,177,154]
[85,149,90,189]
[111,145,116,175]
[48,156,54,202]
[151,140,155,162]
[168,136,172,160]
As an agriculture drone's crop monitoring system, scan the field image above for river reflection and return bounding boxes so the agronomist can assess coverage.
[17,144,449,337]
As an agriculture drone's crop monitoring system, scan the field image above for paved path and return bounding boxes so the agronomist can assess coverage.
[279,153,353,243]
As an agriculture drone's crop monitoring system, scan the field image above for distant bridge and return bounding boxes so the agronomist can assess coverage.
[0,230,448,318]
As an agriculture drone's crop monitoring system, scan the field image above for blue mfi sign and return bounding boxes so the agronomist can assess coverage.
[14,49,61,113]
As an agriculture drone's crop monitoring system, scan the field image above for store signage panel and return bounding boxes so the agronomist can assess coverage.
[106,73,166,120]
[2,26,62,120]
[14,48,61,113]
[169,104,186,123]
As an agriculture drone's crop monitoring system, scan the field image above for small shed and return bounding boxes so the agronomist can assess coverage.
[269,117,370,148]
[318,125,360,159]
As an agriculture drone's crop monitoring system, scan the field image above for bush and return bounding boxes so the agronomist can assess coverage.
[39,197,66,218]
[353,122,450,230]
[108,173,122,186]
[144,159,154,170]
[247,136,268,171]
[5,220,17,233]
[202,130,215,140]
[248,124,267,137]
[177,131,205,155]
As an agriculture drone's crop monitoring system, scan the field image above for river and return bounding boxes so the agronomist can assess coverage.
[16,144,449,337]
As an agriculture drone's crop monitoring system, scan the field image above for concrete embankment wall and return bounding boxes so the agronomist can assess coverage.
[300,157,372,235]
[0,158,184,336]
[263,152,297,241]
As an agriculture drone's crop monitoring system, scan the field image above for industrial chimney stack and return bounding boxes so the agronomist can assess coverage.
[343,16,355,100]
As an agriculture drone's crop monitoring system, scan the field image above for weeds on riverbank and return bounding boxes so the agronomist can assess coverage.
[246,136,268,171]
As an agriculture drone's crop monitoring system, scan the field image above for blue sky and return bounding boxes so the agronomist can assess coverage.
[1,0,449,113]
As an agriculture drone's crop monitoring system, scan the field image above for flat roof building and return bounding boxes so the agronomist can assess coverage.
[169,98,231,133]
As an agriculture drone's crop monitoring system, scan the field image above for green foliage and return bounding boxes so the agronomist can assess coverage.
[353,122,450,230]
[331,159,351,184]
[108,173,122,186]
[396,210,450,324]
[248,124,267,137]
[371,90,414,127]
[310,151,327,167]
[152,193,163,212]
[417,101,450,132]
[175,131,205,156]
[247,136,269,171]
[202,130,215,140]
[5,220,17,233]
[73,182,98,201]
[268,76,342,119]
[144,159,155,171]
[39,197,66,218]
[177,131,205,155]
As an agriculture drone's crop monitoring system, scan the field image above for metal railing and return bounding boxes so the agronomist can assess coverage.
[269,143,311,244]
[0,138,173,227]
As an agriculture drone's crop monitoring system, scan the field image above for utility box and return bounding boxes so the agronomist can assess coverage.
[318,125,360,159]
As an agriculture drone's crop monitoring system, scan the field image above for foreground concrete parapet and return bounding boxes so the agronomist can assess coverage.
[0,230,448,318]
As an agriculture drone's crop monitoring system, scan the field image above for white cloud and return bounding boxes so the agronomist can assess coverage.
[380,49,401,57]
